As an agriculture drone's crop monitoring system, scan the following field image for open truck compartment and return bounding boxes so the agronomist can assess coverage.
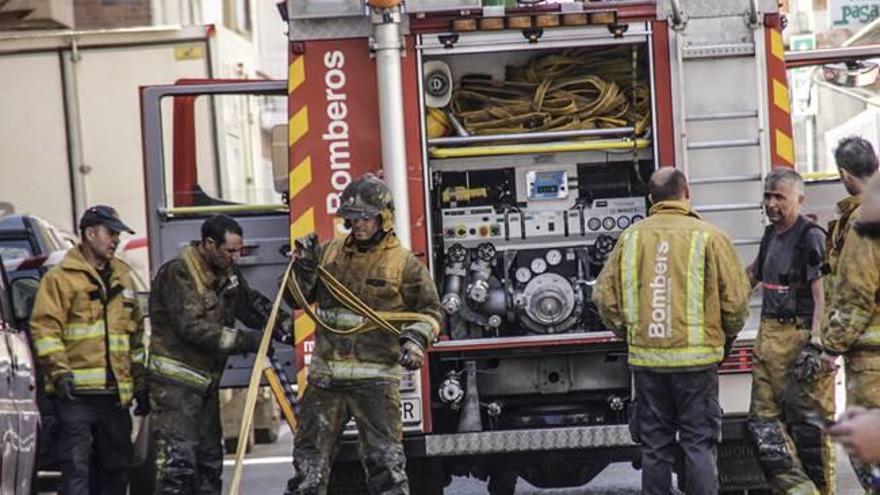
[420,25,655,341]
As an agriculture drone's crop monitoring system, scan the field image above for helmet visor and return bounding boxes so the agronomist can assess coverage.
[337,204,381,221]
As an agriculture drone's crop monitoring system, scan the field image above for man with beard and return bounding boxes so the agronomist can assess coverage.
[747,168,834,495]
[285,174,442,495]
[147,214,290,494]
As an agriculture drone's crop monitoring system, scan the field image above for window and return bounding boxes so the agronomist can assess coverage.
[0,239,33,262]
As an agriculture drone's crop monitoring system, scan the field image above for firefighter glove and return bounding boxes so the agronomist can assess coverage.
[55,373,77,401]
[294,233,320,272]
[273,313,293,346]
[793,341,828,384]
[723,336,736,362]
[236,328,263,354]
[399,340,425,371]
[133,387,151,416]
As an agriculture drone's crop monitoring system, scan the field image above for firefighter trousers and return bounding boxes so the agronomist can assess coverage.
[748,321,835,495]
[285,380,408,495]
[149,382,223,495]
[632,367,722,495]
[845,353,880,494]
[56,394,133,495]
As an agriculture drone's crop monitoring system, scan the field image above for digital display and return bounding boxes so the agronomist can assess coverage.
[537,185,558,194]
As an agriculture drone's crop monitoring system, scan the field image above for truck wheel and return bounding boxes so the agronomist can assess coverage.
[487,469,517,495]
[407,459,447,495]
[224,432,254,454]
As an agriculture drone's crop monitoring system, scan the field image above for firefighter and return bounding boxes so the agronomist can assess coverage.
[824,166,880,493]
[593,168,750,494]
[825,136,878,275]
[746,168,835,495]
[147,214,290,494]
[284,173,442,495]
[30,205,147,495]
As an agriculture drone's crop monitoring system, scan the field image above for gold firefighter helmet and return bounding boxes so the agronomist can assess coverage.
[337,173,396,232]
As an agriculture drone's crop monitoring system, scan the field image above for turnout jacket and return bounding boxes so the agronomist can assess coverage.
[30,246,145,404]
[592,200,750,370]
[148,244,273,393]
[291,233,442,383]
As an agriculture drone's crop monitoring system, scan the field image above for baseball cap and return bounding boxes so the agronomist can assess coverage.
[79,205,135,234]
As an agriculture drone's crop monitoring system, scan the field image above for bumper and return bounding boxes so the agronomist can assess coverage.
[336,414,752,462]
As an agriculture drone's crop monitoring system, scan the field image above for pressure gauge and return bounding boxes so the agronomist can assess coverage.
[530,257,548,274]
[515,267,532,283]
[546,249,562,266]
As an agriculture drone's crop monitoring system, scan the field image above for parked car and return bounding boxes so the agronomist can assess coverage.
[0,253,39,494]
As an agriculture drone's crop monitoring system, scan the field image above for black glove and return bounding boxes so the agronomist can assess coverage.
[723,337,736,361]
[273,314,293,346]
[55,373,77,401]
[399,340,425,371]
[793,341,824,384]
[133,387,151,416]
[236,328,263,354]
[294,233,320,272]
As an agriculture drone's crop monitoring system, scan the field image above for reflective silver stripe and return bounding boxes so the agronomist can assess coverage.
[34,337,65,357]
[63,321,105,341]
[148,354,212,390]
[620,231,640,339]
[131,348,146,365]
[317,359,402,381]
[856,325,880,347]
[108,334,129,353]
[317,307,366,329]
[628,345,724,368]
[72,367,107,388]
[218,327,239,352]
[686,231,709,346]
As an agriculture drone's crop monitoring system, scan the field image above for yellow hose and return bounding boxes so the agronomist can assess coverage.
[429,138,651,159]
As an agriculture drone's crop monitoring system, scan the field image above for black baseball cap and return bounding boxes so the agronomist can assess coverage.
[79,205,135,234]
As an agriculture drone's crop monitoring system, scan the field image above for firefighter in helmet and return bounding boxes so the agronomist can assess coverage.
[285,173,442,495]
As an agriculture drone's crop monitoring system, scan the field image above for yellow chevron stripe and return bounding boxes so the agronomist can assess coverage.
[290,156,312,199]
[297,367,308,398]
[288,56,305,94]
[771,29,784,61]
[776,130,794,164]
[773,79,790,114]
[289,107,308,146]
[294,313,316,345]
[291,207,315,241]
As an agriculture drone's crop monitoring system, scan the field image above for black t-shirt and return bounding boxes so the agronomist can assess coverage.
[753,216,826,317]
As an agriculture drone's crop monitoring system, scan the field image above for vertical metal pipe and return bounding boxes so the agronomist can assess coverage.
[63,36,89,225]
[371,6,412,249]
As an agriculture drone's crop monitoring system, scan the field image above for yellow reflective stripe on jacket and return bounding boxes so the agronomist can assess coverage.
[628,345,724,368]
[72,367,108,388]
[687,231,709,346]
[317,359,403,381]
[621,230,640,338]
[34,337,65,357]
[855,325,880,347]
[108,334,129,353]
[149,354,212,391]
[63,321,105,341]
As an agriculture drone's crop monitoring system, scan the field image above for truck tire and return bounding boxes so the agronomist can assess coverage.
[254,425,279,444]
[487,469,517,495]
[407,459,447,495]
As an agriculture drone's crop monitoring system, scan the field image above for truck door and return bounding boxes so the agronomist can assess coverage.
[140,80,295,387]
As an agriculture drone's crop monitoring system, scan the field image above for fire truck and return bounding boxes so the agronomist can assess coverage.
[138,0,860,492]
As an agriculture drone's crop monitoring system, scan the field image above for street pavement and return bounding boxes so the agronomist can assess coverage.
[222,426,866,494]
